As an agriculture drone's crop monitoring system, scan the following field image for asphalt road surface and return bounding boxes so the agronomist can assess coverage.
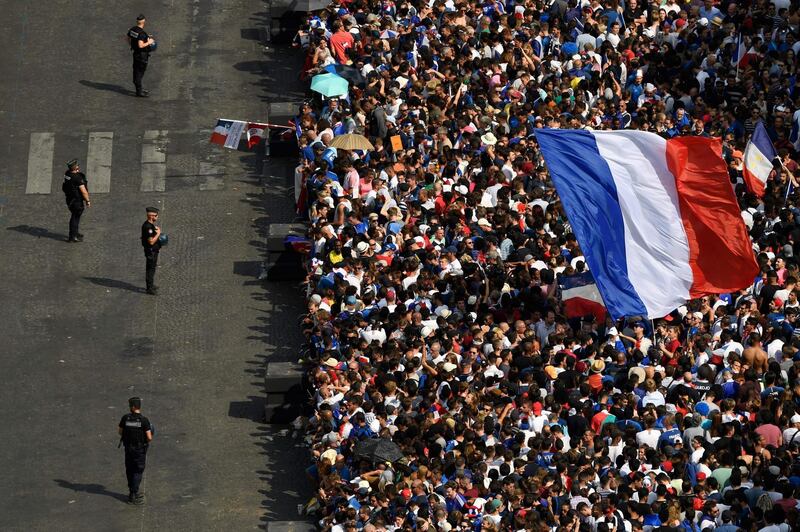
[0,1,310,530]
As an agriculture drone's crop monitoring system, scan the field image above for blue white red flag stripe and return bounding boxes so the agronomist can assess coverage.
[732,34,745,66]
[560,271,607,322]
[742,121,777,197]
[209,119,234,146]
[209,119,246,149]
[535,129,758,320]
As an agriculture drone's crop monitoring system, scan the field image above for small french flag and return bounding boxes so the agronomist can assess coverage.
[732,34,746,66]
[743,121,778,197]
[560,271,607,322]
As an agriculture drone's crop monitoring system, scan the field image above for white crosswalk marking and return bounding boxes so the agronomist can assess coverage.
[140,130,168,192]
[86,132,113,193]
[26,132,55,194]
[18,130,242,195]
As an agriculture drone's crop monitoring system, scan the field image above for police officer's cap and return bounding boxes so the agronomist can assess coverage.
[145,207,159,214]
[66,159,79,168]
[129,397,142,408]
[137,14,146,21]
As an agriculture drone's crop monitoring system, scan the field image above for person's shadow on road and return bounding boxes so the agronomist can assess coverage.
[6,225,67,241]
[79,80,135,96]
[84,277,145,294]
[53,479,129,502]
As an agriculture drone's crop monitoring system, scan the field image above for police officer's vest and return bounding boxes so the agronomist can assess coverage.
[128,26,150,60]
[62,172,86,205]
[121,413,149,448]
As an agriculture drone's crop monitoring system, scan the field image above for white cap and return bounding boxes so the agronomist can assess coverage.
[442,362,457,373]
[792,413,800,424]
[607,327,618,336]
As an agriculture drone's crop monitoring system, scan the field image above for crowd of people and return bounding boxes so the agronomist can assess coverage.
[287,0,800,530]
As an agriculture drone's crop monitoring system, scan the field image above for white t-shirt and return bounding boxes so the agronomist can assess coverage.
[642,391,666,407]
[636,428,661,449]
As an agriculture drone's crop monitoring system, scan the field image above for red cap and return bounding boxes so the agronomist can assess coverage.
[774,298,784,307]
[532,402,543,414]
[401,488,411,499]
[696,472,707,481]
[662,461,673,473]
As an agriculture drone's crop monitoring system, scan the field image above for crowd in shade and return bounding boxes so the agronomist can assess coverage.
[286,0,800,530]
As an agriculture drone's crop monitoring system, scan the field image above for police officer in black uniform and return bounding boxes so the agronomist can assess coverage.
[62,159,91,242]
[118,397,153,505]
[127,15,155,97]
[142,207,162,295]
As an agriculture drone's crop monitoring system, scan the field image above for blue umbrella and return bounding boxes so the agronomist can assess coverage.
[310,72,349,98]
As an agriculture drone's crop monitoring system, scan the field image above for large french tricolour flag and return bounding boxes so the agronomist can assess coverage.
[535,129,758,320]
[743,121,777,197]
[560,271,607,322]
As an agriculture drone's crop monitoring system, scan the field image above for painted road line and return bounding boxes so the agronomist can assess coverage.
[86,132,113,193]
[140,130,168,192]
[26,132,55,194]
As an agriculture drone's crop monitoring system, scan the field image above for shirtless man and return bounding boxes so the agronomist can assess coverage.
[741,332,769,375]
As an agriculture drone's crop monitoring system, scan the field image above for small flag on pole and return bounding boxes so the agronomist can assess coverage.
[210,119,247,149]
[560,271,607,322]
[732,33,745,66]
[292,117,303,140]
[743,121,778,197]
